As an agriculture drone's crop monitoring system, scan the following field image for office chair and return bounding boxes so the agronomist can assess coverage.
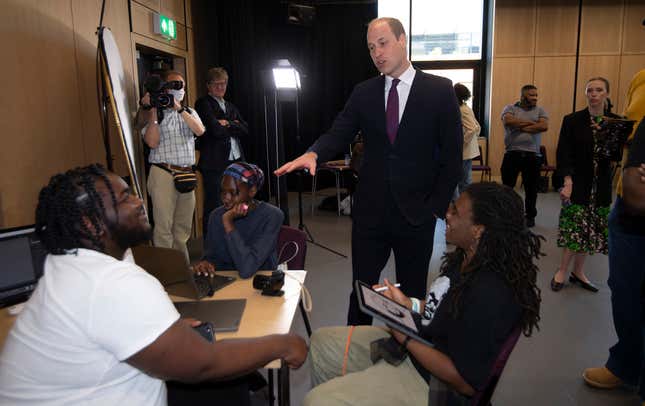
[470,326,522,406]
[472,146,492,182]
[539,146,556,192]
[276,225,311,337]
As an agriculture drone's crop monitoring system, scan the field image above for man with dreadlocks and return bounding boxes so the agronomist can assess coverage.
[0,164,307,405]
[193,162,283,279]
[304,182,542,406]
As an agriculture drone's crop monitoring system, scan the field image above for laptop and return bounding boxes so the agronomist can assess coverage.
[131,245,235,299]
[132,245,245,332]
[173,299,246,333]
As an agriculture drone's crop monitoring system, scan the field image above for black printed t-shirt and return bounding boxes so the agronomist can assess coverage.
[411,264,522,390]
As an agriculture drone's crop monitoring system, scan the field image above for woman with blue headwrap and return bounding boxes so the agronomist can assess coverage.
[193,162,284,278]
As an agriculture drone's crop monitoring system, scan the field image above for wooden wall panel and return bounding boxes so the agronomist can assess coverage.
[579,0,624,55]
[71,0,136,177]
[132,1,187,50]
[161,0,186,25]
[617,55,645,114]
[622,0,645,54]
[575,55,621,110]
[185,0,192,28]
[489,58,535,175]
[534,56,576,166]
[0,0,86,227]
[493,0,536,57]
[535,0,578,56]
[0,0,193,227]
[186,27,201,235]
[133,0,160,12]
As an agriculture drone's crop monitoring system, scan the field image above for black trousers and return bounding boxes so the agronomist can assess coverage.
[347,193,437,325]
[500,150,540,220]
[167,378,250,406]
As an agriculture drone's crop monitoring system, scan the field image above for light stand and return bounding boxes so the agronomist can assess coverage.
[296,170,347,258]
[262,60,345,258]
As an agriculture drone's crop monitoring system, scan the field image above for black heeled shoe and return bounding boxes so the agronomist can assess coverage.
[550,276,564,292]
[569,274,599,293]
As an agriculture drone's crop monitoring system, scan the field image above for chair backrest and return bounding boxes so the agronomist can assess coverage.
[470,326,522,406]
[539,145,548,166]
[473,146,484,165]
[277,226,307,270]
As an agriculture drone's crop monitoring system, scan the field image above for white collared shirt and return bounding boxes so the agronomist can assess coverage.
[212,96,242,160]
[384,63,416,123]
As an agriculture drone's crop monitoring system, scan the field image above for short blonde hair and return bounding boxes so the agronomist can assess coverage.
[207,67,228,84]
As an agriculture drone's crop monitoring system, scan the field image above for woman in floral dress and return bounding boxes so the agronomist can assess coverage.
[551,77,621,292]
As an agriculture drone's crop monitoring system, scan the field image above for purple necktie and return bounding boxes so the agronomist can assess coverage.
[386,78,400,144]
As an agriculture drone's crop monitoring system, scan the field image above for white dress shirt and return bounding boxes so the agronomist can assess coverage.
[213,96,242,160]
[384,63,416,123]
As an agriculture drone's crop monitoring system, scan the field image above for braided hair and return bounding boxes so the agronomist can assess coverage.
[441,182,543,337]
[35,164,117,255]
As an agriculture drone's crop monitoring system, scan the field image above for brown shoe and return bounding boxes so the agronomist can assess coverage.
[583,367,622,389]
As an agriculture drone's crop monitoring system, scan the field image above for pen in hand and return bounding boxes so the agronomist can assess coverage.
[374,283,401,293]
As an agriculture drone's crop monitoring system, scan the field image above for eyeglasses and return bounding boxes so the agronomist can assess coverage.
[209,81,228,88]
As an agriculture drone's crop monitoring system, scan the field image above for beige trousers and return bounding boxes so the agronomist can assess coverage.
[304,326,429,406]
[147,165,195,261]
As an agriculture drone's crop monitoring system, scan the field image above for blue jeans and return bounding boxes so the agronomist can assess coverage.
[606,198,645,399]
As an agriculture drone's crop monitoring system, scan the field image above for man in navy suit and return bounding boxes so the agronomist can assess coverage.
[276,17,462,325]
[195,67,248,236]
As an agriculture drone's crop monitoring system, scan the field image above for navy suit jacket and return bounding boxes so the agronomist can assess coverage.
[195,95,248,171]
[310,70,463,225]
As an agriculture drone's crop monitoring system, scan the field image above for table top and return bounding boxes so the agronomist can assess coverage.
[320,160,351,171]
[1,270,307,369]
[173,270,306,369]
[0,308,15,350]
[171,270,306,339]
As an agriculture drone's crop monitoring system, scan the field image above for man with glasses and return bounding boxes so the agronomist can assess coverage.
[195,67,249,236]
[139,70,205,261]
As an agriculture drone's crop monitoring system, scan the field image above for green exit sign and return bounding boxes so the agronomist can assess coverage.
[153,13,177,40]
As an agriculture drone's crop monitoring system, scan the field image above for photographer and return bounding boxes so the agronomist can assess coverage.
[138,70,205,261]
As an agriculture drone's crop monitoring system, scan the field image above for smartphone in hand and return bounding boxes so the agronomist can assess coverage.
[193,322,215,342]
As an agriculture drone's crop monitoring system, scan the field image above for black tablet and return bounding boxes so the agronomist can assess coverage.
[355,280,433,347]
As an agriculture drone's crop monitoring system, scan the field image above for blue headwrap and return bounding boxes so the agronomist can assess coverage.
[222,162,265,190]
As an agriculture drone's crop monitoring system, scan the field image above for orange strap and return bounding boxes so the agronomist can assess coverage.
[341,326,356,376]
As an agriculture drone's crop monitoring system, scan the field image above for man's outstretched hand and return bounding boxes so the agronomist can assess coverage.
[274,152,318,176]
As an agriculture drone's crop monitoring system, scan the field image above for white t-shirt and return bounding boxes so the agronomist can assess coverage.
[0,248,180,405]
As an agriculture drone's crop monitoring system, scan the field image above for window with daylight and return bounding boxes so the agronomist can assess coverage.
[378,0,489,125]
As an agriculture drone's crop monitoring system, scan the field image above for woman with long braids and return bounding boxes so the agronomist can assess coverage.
[303,182,543,406]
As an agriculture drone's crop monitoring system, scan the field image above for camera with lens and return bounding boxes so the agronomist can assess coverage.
[252,270,285,296]
[142,75,183,109]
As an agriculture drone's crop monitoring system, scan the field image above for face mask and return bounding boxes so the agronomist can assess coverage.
[168,89,185,102]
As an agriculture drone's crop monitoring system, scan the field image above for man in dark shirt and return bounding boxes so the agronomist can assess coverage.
[195,68,249,236]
